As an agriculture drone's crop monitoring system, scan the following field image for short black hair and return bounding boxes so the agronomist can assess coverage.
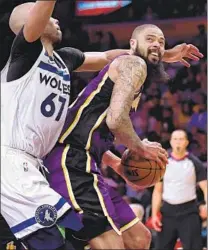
[171,129,189,140]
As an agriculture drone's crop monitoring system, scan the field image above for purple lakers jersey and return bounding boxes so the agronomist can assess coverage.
[58,62,142,164]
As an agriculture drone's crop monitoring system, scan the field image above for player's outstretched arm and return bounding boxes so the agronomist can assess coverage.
[24,1,57,42]
[74,49,129,72]
[74,42,203,72]
[162,43,203,67]
[106,55,147,154]
[10,1,57,42]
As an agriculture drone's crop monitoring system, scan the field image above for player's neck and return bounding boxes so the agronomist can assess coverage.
[129,49,134,55]
[171,150,188,159]
[41,38,54,57]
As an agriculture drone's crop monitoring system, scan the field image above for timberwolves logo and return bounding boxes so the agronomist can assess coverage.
[35,204,57,227]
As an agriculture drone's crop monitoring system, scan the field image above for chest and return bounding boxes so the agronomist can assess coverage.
[164,159,196,184]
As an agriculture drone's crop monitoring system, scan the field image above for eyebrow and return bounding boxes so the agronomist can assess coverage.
[146,34,165,41]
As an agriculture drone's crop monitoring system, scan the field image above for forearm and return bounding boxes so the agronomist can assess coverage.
[102,151,120,167]
[105,49,129,62]
[199,180,207,204]
[152,191,162,217]
[108,117,144,154]
[24,1,56,42]
[102,151,122,175]
[102,150,135,184]
[162,49,176,63]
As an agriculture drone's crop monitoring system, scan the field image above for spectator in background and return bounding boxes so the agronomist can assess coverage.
[146,93,163,135]
[125,185,152,212]
[142,6,158,21]
[91,31,119,52]
[161,107,175,132]
[73,21,90,51]
[192,129,207,162]
[187,93,207,133]
[151,130,207,250]
[90,30,104,51]
[192,24,207,58]
[173,101,193,129]
[196,59,207,92]
[160,130,171,149]
[102,31,118,50]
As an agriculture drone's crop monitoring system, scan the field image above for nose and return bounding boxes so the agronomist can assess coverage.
[152,41,160,48]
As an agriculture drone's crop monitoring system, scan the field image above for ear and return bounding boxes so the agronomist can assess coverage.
[170,139,173,149]
[130,39,137,51]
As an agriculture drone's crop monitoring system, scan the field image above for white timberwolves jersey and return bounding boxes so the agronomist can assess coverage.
[1,48,71,158]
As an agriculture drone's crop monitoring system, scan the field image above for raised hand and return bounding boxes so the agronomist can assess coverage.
[164,43,203,67]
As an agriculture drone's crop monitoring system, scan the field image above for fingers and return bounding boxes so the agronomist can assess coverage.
[153,142,163,148]
[188,44,204,58]
[157,147,168,166]
[143,139,162,148]
[187,44,199,52]
[187,53,201,61]
[158,152,168,167]
[156,156,164,168]
[159,147,166,154]
[180,44,204,67]
[161,149,168,160]
[142,138,149,143]
[180,58,190,68]
[152,219,162,232]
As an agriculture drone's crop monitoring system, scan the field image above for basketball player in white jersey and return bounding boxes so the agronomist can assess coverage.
[0,1,140,249]
[0,1,203,249]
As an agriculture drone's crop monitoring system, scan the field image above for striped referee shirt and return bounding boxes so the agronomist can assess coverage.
[162,153,206,205]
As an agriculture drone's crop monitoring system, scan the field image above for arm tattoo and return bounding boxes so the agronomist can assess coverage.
[116,55,147,90]
[106,55,147,153]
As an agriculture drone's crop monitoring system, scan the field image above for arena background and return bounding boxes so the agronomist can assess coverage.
[0,0,207,249]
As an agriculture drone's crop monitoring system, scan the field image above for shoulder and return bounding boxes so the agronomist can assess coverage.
[56,47,84,58]
[56,47,85,72]
[110,55,146,70]
[188,153,204,167]
[108,55,147,83]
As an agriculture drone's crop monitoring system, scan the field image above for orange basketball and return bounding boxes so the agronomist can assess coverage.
[121,149,166,188]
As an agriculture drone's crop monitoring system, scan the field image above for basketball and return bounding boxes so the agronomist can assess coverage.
[121,149,166,188]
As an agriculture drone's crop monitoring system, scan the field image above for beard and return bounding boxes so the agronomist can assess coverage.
[133,45,169,87]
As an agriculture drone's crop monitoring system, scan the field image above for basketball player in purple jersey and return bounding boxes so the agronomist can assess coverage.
[44,24,203,249]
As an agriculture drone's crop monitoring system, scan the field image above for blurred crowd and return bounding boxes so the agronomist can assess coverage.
[127,0,206,21]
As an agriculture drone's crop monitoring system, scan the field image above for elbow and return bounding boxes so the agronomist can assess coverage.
[106,115,120,132]
[104,52,111,63]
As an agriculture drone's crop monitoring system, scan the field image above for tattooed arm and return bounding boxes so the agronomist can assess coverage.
[106,55,147,154]
[106,55,168,166]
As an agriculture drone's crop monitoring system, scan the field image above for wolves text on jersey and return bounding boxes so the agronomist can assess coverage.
[40,72,70,96]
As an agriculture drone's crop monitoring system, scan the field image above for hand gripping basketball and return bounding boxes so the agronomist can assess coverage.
[121,148,166,188]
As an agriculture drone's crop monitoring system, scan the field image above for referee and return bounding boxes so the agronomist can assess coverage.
[151,129,207,250]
